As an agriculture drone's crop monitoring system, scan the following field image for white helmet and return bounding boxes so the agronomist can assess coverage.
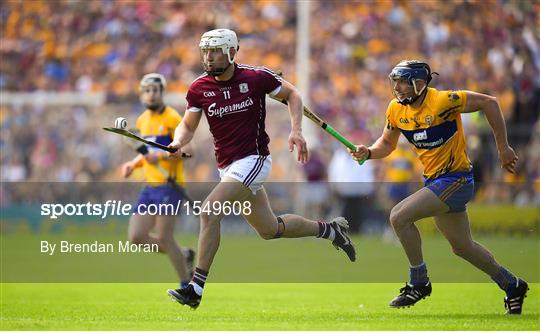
[199,29,239,64]
[140,73,167,91]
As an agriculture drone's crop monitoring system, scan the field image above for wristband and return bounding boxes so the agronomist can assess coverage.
[136,145,149,155]
[366,148,371,160]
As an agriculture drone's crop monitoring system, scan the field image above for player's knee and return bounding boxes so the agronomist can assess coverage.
[451,246,466,257]
[128,233,147,245]
[257,230,275,240]
[451,243,473,258]
[258,216,285,240]
[389,206,405,228]
[200,211,221,225]
[155,236,173,252]
[389,205,415,230]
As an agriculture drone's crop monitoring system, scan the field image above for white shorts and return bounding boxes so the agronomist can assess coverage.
[218,155,272,194]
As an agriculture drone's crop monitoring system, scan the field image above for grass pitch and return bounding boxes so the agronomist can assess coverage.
[1,283,538,330]
[1,229,538,330]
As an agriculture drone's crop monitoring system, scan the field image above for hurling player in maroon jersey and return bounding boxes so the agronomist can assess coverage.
[167,29,355,309]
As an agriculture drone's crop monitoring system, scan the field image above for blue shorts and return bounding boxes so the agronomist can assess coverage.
[424,171,474,213]
[133,184,184,215]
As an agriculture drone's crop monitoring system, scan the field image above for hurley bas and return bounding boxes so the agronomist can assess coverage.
[40,240,158,255]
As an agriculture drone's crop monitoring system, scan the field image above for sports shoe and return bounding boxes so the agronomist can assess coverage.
[329,217,356,262]
[181,247,196,278]
[167,284,202,309]
[389,281,432,308]
[504,278,529,314]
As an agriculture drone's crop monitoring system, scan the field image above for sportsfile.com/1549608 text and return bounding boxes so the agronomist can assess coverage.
[40,200,252,220]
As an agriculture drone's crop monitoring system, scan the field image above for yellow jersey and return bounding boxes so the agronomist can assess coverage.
[135,106,185,186]
[385,88,472,179]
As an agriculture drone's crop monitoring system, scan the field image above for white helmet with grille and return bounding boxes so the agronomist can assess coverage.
[199,29,239,64]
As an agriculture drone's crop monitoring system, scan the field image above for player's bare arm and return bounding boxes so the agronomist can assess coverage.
[143,152,161,165]
[462,91,518,174]
[169,110,202,158]
[350,125,400,161]
[122,154,143,178]
[273,80,308,163]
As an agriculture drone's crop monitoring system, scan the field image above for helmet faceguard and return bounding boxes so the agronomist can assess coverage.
[139,73,166,110]
[199,29,239,76]
[388,60,438,105]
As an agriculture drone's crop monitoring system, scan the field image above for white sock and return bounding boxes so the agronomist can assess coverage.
[190,282,203,296]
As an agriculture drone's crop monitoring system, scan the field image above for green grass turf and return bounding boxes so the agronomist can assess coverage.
[2,228,539,329]
[1,283,538,330]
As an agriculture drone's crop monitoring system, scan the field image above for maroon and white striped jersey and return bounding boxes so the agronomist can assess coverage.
[186,64,282,168]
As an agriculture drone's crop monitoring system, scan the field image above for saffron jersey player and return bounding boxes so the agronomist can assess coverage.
[167,29,356,309]
[122,73,194,288]
[350,60,528,314]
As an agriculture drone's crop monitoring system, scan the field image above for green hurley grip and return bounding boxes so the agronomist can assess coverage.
[324,125,366,165]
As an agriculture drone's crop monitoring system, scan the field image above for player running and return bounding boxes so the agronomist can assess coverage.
[350,60,529,314]
[166,28,355,309]
[122,73,195,288]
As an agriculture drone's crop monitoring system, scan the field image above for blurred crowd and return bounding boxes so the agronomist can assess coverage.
[1,0,539,209]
